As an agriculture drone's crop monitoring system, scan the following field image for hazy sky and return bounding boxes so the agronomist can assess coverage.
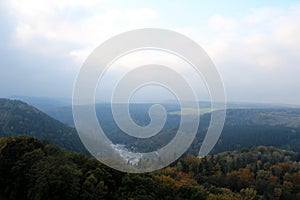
[1,0,300,104]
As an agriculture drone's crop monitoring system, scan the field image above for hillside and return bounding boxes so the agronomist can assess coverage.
[0,136,299,200]
[0,98,87,153]
[42,103,300,155]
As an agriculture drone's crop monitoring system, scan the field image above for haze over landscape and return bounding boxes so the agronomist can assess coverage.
[0,0,300,104]
[1,0,300,200]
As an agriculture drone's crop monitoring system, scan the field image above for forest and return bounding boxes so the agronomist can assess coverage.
[2,98,300,156]
[43,102,300,154]
[1,99,300,199]
[0,136,299,200]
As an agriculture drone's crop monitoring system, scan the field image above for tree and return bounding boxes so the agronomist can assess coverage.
[240,188,257,200]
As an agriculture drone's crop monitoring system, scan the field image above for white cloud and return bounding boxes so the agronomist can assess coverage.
[15,22,35,44]
[204,5,300,69]
[209,14,237,32]
[202,5,300,103]
[9,0,160,66]
[125,8,159,22]
[3,0,300,103]
[10,1,159,45]
[244,7,279,24]
[69,48,93,63]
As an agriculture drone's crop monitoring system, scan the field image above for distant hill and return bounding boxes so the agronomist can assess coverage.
[4,97,300,156]
[42,102,300,154]
[0,98,87,154]
[208,108,300,154]
[9,96,71,111]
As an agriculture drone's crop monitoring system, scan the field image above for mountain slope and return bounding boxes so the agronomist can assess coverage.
[41,103,300,154]
[0,98,87,153]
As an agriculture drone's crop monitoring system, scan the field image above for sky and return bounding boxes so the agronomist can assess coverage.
[0,0,300,104]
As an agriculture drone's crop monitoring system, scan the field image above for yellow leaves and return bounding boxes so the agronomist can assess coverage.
[238,169,254,182]
[274,187,282,198]
[240,188,257,200]
[227,168,255,183]
[174,176,197,187]
[283,181,293,189]
[154,175,176,186]
[269,175,278,183]
[208,193,242,200]
[98,181,108,191]
[213,163,221,171]
[163,166,176,176]
[154,170,197,188]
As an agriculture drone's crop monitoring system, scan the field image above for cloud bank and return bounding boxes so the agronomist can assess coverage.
[0,0,299,104]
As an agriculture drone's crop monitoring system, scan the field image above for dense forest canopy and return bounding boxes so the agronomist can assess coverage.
[0,136,299,200]
[0,98,87,154]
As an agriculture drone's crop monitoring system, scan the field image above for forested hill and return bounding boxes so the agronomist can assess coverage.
[2,98,300,157]
[0,136,299,200]
[41,102,300,154]
[0,98,86,154]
